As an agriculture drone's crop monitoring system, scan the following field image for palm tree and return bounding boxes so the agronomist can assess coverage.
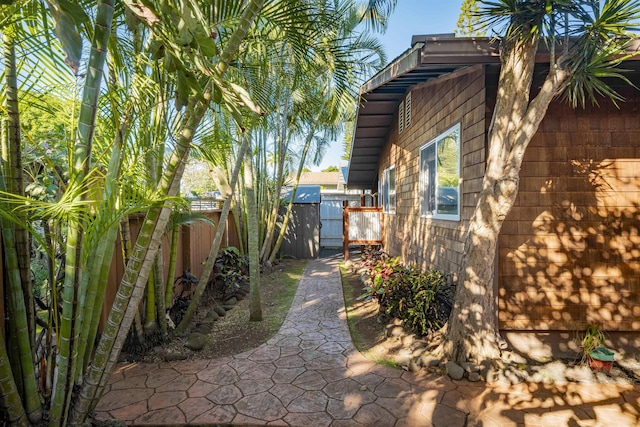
[265,1,386,262]
[244,141,262,321]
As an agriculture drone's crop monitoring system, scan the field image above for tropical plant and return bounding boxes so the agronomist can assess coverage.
[357,250,453,336]
[0,0,267,425]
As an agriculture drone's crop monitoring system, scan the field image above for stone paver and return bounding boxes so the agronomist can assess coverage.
[95,254,640,426]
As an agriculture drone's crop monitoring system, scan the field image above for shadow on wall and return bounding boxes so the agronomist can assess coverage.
[500,158,640,354]
[278,204,320,259]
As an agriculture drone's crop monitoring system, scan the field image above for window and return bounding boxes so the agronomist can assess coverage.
[382,165,396,214]
[419,124,460,220]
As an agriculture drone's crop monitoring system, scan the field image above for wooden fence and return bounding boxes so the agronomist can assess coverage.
[100,209,239,328]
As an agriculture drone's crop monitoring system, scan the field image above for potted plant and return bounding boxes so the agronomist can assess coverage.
[581,325,615,372]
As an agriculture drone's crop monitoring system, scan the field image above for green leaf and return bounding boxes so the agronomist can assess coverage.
[45,0,84,73]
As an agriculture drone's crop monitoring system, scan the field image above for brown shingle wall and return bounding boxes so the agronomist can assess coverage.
[499,96,640,332]
[379,65,486,274]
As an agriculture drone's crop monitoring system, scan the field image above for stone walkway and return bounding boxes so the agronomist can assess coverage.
[95,255,640,426]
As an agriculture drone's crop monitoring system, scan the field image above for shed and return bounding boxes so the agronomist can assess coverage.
[278,185,320,259]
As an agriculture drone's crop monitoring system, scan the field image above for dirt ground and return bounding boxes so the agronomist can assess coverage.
[123,259,307,363]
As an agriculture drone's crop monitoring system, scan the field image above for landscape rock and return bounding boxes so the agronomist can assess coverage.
[213,306,226,317]
[504,367,528,385]
[485,368,501,383]
[205,310,219,321]
[408,360,421,372]
[401,334,414,347]
[468,372,482,382]
[224,296,238,306]
[163,352,189,361]
[504,351,527,365]
[394,349,413,366]
[186,333,206,351]
[445,361,465,380]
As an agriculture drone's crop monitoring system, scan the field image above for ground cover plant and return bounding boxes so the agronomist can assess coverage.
[357,246,454,336]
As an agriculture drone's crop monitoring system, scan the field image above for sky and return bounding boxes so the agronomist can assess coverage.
[314,1,463,171]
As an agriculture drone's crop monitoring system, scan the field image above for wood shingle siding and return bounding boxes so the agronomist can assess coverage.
[498,94,640,332]
[379,65,486,274]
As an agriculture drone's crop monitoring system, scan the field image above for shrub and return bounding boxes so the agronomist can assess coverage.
[358,248,454,336]
[210,246,248,299]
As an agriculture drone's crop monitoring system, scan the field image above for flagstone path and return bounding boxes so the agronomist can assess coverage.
[95,254,640,426]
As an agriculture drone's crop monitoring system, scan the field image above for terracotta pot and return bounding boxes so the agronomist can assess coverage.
[588,347,615,372]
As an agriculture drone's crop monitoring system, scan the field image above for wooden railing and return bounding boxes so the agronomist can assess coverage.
[342,204,383,260]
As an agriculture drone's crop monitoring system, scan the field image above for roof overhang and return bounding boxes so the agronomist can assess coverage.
[347,36,500,189]
[347,36,640,189]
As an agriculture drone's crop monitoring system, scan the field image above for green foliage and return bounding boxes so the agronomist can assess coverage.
[212,246,248,299]
[456,0,486,37]
[322,165,339,172]
[358,247,454,336]
[30,255,49,299]
[581,324,606,362]
[342,119,354,160]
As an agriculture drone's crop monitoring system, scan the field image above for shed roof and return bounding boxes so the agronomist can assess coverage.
[281,185,321,204]
[347,35,500,189]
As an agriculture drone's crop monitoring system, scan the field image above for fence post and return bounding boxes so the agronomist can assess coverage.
[343,200,349,261]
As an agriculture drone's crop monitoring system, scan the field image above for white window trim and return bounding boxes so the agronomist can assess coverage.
[382,165,396,214]
[419,123,461,221]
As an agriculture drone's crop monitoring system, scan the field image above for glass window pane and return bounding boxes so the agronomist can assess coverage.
[420,144,436,216]
[436,128,459,216]
[389,167,396,192]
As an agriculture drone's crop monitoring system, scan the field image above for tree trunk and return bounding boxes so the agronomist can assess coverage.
[445,34,569,364]
[2,30,34,350]
[0,330,28,426]
[0,178,42,423]
[71,0,264,420]
[259,112,289,262]
[50,0,114,420]
[176,137,250,333]
[1,30,42,425]
[164,222,180,310]
[245,148,262,321]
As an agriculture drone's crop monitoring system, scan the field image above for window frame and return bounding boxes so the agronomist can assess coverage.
[382,165,396,214]
[419,124,461,221]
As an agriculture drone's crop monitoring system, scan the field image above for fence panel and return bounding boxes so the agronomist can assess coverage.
[342,206,383,260]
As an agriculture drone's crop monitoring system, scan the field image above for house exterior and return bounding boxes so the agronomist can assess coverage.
[289,171,344,191]
[347,35,640,355]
